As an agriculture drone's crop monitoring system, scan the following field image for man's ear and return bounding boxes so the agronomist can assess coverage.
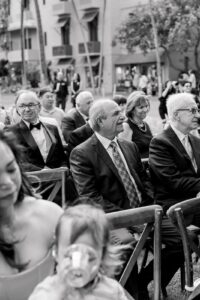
[173,111,179,120]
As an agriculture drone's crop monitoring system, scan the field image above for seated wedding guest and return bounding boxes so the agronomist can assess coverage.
[0,130,63,300]
[29,203,129,300]
[70,99,153,299]
[148,93,200,295]
[6,91,68,171]
[39,87,65,128]
[119,92,153,158]
[62,91,94,143]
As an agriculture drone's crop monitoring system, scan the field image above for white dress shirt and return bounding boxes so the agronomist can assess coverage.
[23,119,50,162]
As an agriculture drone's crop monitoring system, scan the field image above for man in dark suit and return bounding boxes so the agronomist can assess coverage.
[148,92,200,293]
[61,91,94,143]
[7,91,68,171]
[70,99,153,299]
[67,121,94,154]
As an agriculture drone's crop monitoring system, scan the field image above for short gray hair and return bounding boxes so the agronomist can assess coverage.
[16,90,40,106]
[167,93,196,120]
[89,99,113,132]
[76,91,93,106]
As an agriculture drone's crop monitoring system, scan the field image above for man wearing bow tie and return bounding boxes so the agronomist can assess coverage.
[6,91,68,171]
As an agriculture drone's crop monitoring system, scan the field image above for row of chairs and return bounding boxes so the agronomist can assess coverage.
[26,166,200,298]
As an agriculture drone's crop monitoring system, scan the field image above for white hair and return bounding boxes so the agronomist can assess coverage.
[167,93,196,120]
[89,99,116,131]
[16,90,40,105]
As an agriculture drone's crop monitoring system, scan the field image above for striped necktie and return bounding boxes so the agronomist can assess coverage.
[110,141,140,208]
[182,135,197,172]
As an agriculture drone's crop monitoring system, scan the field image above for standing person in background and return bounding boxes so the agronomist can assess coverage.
[39,87,65,128]
[53,72,69,111]
[71,73,81,107]
[138,73,148,94]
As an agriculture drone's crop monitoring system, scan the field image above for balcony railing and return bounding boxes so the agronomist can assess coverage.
[52,1,72,15]
[78,41,101,55]
[52,45,73,57]
[78,0,101,10]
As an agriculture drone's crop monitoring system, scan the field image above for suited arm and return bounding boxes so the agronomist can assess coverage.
[61,116,76,143]
[70,147,123,212]
[149,137,200,196]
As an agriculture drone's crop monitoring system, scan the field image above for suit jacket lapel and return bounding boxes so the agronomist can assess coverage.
[43,123,55,162]
[19,121,40,152]
[91,135,124,184]
[189,134,200,174]
[166,126,191,162]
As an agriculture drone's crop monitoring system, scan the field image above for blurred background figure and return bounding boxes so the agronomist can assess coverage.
[39,87,65,128]
[158,80,179,123]
[113,94,127,116]
[53,72,69,111]
[71,72,81,107]
[119,91,153,158]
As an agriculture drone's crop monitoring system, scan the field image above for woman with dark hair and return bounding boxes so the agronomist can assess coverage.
[0,130,63,299]
[119,91,153,158]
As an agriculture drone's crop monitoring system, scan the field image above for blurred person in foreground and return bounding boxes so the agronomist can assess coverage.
[0,130,63,299]
[29,203,130,300]
[119,92,152,158]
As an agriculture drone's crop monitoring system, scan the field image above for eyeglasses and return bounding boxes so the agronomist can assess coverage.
[176,108,200,115]
[18,103,39,110]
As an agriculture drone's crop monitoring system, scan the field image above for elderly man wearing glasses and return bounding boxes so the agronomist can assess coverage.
[6,90,68,171]
[142,93,200,294]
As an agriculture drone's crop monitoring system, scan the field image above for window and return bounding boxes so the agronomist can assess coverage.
[24,0,30,10]
[61,19,70,45]
[88,14,98,42]
[44,32,47,46]
[25,37,32,49]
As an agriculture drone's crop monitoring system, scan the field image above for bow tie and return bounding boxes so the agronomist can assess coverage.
[30,122,41,131]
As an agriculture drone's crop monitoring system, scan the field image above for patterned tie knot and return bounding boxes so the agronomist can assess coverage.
[110,141,117,150]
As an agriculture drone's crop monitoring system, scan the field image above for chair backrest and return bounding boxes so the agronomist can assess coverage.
[107,205,162,300]
[167,197,200,291]
[26,167,69,208]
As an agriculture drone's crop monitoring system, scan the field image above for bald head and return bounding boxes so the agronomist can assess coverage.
[76,91,94,116]
[89,99,125,139]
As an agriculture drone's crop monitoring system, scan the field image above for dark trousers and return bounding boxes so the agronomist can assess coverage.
[56,96,67,111]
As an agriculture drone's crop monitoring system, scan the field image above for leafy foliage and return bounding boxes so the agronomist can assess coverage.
[115,0,200,56]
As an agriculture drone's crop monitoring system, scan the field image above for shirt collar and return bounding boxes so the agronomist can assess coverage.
[95,132,118,150]
[41,107,56,114]
[170,123,187,142]
[23,118,41,128]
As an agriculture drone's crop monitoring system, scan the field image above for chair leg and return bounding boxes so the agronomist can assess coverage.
[180,263,185,291]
